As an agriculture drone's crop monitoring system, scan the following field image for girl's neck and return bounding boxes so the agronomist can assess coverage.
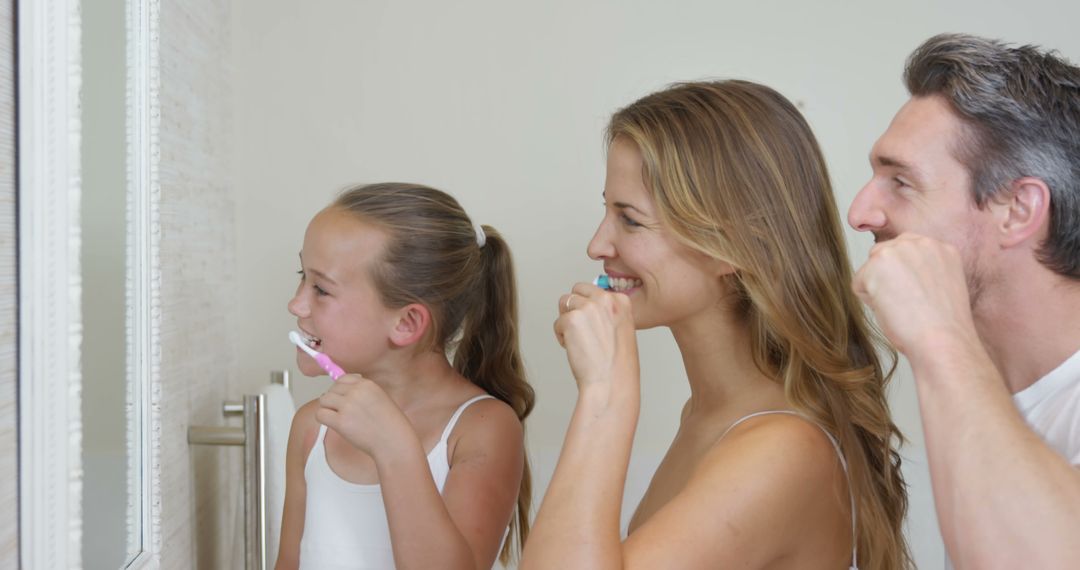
[365,349,470,411]
[669,305,785,418]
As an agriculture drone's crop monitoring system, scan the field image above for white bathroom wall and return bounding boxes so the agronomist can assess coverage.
[229,2,1080,568]
[155,0,255,567]
[0,0,15,566]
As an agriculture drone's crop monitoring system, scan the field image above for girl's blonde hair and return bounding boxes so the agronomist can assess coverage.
[608,81,911,569]
[333,183,534,565]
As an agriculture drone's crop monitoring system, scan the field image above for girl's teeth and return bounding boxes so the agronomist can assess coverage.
[301,332,321,348]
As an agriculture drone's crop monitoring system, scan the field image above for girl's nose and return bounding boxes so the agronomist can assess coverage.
[287,285,308,318]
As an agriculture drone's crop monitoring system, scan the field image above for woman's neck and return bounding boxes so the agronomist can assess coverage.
[669,305,785,418]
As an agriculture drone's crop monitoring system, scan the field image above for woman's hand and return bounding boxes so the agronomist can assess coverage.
[555,283,640,406]
[315,374,413,460]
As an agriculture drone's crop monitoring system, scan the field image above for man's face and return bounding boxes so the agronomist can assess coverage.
[848,96,1000,304]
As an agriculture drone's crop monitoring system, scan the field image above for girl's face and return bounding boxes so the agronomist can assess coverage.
[587,138,732,330]
[288,208,399,377]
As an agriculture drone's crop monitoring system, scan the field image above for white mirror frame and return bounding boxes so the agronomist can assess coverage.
[18,0,161,566]
[18,0,83,566]
[125,0,161,566]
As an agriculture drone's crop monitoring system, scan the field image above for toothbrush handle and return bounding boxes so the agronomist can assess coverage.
[315,354,346,380]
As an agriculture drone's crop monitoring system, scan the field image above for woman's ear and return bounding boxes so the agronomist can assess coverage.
[389,303,432,347]
[997,176,1051,248]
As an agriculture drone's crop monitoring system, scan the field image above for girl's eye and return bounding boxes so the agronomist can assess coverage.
[298,270,328,296]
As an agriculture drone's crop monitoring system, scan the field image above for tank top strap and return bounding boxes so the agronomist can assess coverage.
[718,409,859,570]
[437,394,496,445]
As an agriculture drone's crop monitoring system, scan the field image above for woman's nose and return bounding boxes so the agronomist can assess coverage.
[586,218,615,261]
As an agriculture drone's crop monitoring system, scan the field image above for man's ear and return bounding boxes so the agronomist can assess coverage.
[998,177,1051,248]
[389,303,432,348]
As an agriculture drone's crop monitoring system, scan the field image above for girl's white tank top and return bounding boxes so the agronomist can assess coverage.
[298,394,494,570]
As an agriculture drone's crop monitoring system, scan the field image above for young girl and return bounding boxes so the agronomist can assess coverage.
[522,81,911,569]
[276,183,534,570]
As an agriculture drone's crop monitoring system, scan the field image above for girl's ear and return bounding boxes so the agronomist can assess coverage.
[389,303,432,347]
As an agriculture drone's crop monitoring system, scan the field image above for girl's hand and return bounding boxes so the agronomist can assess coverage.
[315,374,413,460]
[554,283,639,405]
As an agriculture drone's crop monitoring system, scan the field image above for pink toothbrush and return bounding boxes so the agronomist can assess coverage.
[289,330,346,380]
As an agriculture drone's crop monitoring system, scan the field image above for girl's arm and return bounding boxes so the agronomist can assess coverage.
[275,400,320,570]
[380,399,523,569]
[316,377,523,570]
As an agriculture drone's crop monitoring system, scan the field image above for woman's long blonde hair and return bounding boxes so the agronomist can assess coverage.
[608,81,911,569]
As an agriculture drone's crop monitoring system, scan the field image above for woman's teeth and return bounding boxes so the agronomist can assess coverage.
[609,277,642,292]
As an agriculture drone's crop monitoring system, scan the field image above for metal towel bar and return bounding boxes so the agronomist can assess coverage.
[188,370,289,570]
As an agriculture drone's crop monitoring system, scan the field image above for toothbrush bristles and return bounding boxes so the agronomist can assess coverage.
[289,330,320,357]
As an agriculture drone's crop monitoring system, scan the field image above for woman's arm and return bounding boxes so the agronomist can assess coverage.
[526,408,846,569]
[316,377,523,570]
[274,400,320,570]
[521,285,847,569]
[520,284,640,569]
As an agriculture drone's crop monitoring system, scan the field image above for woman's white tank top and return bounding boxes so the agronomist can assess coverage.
[298,394,494,570]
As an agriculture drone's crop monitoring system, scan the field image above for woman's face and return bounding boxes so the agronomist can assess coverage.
[587,138,732,330]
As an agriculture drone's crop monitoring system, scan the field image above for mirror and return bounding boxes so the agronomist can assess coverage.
[81,0,139,566]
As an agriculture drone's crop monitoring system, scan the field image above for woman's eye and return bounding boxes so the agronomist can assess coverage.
[313,285,328,297]
[620,213,643,228]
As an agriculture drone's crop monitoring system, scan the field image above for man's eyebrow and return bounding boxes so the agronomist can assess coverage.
[872,153,928,184]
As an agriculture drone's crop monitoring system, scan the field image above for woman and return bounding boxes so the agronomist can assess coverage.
[521,81,910,569]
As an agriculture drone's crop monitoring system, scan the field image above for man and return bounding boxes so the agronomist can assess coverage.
[850,33,1080,569]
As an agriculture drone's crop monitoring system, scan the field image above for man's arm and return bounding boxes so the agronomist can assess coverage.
[912,335,1080,569]
[853,233,1080,569]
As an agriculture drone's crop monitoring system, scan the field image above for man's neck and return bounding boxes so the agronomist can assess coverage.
[974,269,1080,394]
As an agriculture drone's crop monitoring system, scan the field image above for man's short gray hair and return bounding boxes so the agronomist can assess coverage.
[904,33,1080,278]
